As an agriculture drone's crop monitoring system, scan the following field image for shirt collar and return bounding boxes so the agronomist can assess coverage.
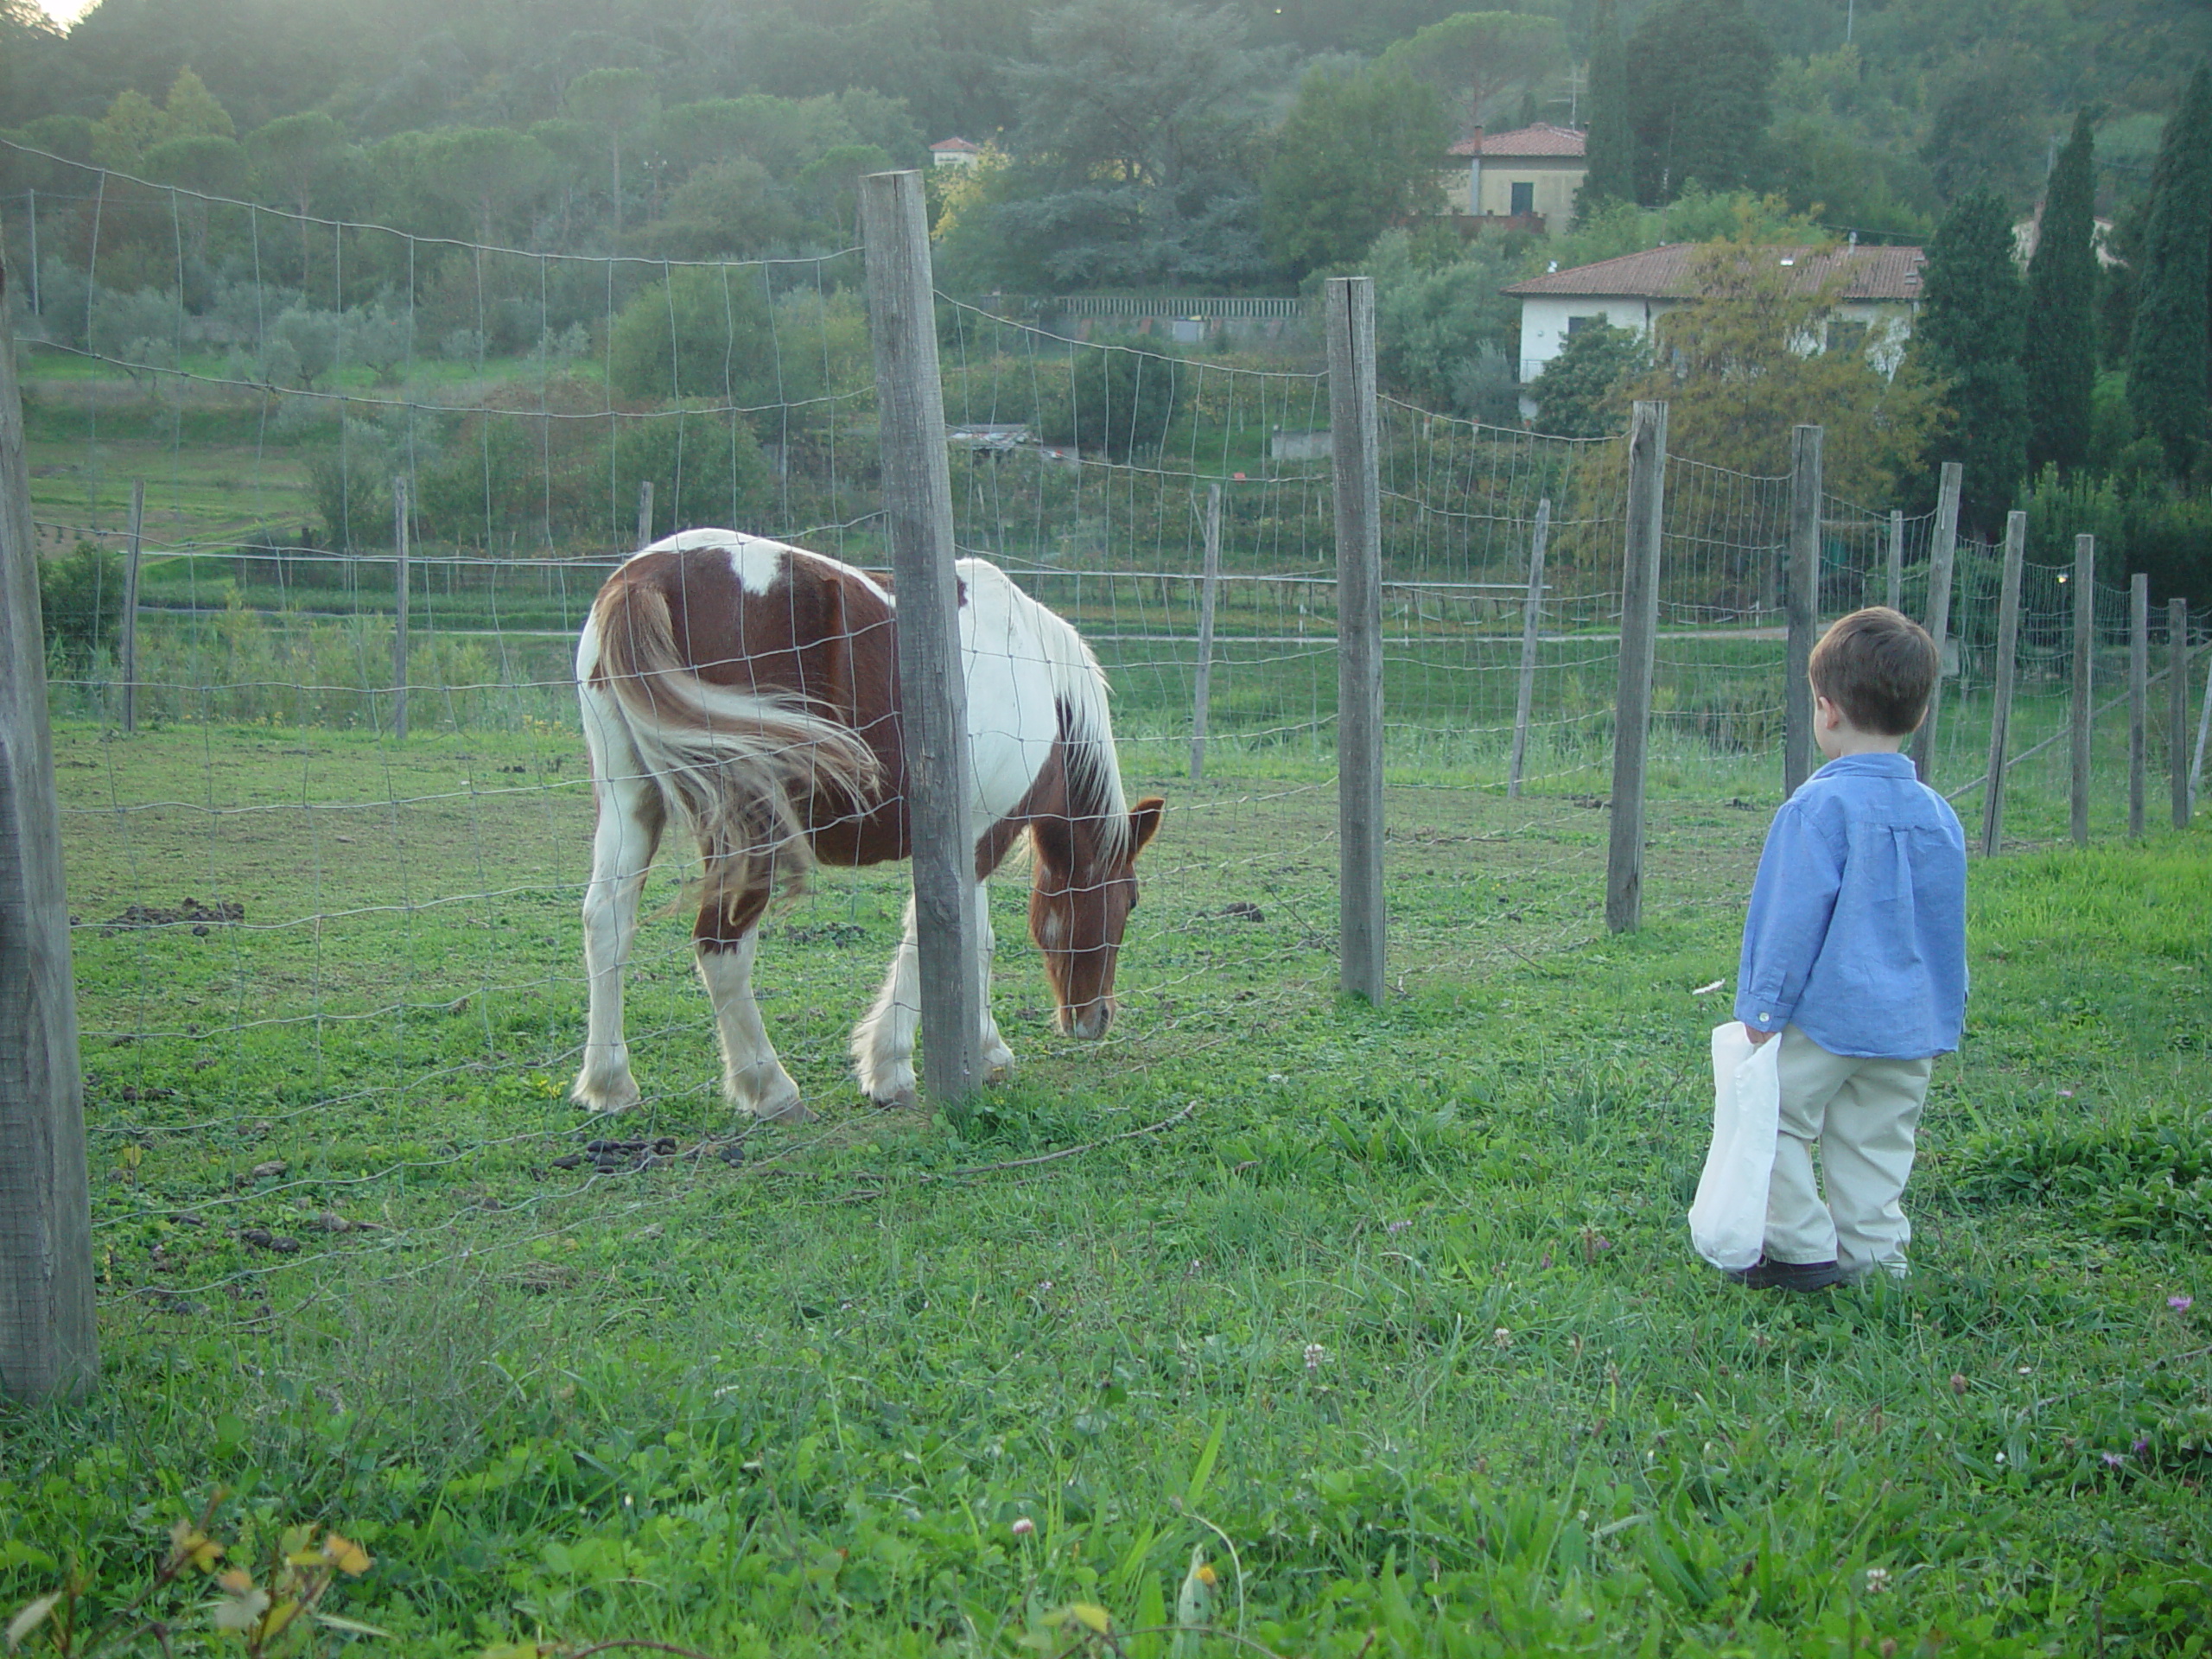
[1813,751,1916,779]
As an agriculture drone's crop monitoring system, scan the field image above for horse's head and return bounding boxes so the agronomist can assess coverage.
[1029,796,1165,1039]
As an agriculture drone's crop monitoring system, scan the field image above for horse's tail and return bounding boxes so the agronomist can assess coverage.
[584,572,880,921]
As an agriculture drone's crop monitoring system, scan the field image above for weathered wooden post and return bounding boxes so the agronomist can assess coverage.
[1607,400,1666,934]
[1885,508,1904,613]
[1784,425,1823,798]
[1325,276,1384,1001]
[1914,462,1961,785]
[636,479,654,549]
[121,479,143,734]
[1507,497,1550,800]
[2069,534,2094,846]
[861,170,980,1108]
[391,476,410,743]
[2172,599,2190,831]
[2129,572,2148,838]
[1979,510,2025,858]
[1189,483,1223,783]
[0,255,98,1402]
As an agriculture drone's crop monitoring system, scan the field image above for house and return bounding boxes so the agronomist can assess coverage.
[2011,211,2120,270]
[1437,124,1587,237]
[931,138,984,168]
[1501,243,1928,385]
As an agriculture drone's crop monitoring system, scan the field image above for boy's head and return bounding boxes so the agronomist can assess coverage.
[1808,607,1941,737]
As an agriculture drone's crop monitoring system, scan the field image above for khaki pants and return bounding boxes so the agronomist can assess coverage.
[1764,1026,1934,1279]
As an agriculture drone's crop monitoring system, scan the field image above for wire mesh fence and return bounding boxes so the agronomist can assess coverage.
[3,146,2201,1345]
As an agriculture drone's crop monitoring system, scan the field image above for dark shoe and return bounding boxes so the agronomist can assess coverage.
[1725,1255,1846,1292]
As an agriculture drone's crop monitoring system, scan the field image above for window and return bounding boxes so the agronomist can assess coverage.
[1827,320,1870,357]
[1510,181,1535,215]
[1566,315,1597,335]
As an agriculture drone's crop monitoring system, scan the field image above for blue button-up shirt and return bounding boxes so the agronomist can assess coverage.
[1735,752,1968,1058]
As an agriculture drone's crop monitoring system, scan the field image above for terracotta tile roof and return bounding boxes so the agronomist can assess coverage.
[1502,243,1928,301]
[1447,123,1587,158]
[931,137,982,154]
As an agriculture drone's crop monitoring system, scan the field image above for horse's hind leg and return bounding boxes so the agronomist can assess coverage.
[696,879,809,1124]
[573,709,664,1112]
[976,879,1014,1082]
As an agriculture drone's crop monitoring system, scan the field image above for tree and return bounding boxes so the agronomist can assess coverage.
[417,128,552,246]
[162,69,235,142]
[566,67,661,243]
[2126,62,2212,476]
[1376,11,1566,133]
[2021,110,2098,476]
[1260,67,1448,282]
[1618,241,1944,504]
[1576,0,1633,219]
[247,111,350,276]
[1915,190,2031,536]
[1920,46,2042,205]
[1626,0,1776,201]
[980,0,1274,289]
[1529,320,1649,438]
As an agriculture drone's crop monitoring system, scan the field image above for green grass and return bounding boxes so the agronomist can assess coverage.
[3,715,2208,1658]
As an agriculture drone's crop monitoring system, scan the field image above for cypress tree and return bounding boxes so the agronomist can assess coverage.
[1577,0,1633,216]
[2126,62,2212,475]
[1916,189,2031,537]
[2022,111,2098,476]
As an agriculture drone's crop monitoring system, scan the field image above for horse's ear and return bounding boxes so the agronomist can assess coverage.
[1128,797,1166,858]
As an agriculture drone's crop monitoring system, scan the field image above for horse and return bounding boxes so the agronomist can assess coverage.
[570,530,1166,1120]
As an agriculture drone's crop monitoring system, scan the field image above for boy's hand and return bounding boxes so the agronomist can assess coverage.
[1745,1024,1776,1046]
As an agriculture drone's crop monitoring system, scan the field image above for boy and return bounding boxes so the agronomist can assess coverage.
[1730,607,1967,1291]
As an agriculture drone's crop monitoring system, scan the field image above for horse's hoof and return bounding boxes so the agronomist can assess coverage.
[751,1092,814,1126]
[572,1082,640,1114]
[868,1086,919,1111]
[983,1059,1014,1084]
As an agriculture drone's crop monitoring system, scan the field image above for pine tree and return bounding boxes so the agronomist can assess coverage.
[1577,0,1633,217]
[1916,189,2031,537]
[1625,0,1774,202]
[2127,62,2212,476]
[2022,110,2098,476]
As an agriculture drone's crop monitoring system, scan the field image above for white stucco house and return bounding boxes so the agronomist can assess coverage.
[1502,243,1929,385]
[1436,123,1587,236]
[931,137,985,168]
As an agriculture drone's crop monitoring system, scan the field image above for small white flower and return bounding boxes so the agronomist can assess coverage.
[1304,1343,1327,1373]
[1011,1516,1036,1538]
[1865,1567,1891,1594]
[1493,1326,1514,1349]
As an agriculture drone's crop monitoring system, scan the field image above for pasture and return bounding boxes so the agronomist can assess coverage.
[3,698,2208,1656]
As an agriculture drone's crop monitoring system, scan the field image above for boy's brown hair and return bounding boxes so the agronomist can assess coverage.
[1809,606,1941,735]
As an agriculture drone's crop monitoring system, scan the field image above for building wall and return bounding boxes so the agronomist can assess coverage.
[1516,294,1916,381]
[1435,157,1586,232]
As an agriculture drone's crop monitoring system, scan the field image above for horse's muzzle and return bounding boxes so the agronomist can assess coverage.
[1061,1001,1114,1039]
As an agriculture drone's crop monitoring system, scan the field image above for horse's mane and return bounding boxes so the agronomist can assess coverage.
[962,560,1130,868]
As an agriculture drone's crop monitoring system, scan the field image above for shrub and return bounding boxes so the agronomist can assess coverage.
[38,541,125,668]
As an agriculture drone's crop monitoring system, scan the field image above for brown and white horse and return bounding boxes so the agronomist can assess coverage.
[571,530,1165,1120]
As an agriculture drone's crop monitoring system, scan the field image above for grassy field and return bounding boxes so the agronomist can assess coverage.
[2,706,2207,1657]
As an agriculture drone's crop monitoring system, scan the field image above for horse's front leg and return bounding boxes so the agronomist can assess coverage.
[696,887,809,1124]
[572,766,663,1113]
[976,879,1014,1083]
[853,892,921,1109]
[853,883,1012,1106]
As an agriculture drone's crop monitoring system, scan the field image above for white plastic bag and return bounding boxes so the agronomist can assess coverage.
[1688,1022,1783,1271]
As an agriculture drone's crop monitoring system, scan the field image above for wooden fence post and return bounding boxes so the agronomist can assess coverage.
[2069,533,2094,846]
[1189,483,1222,783]
[1507,497,1550,800]
[861,170,980,1109]
[392,476,410,744]
[1979,510,2025,858]
[0,256,98,1402]
[1784,425,1823,798]
[1914,462,1961,785]
[1607,400,1666,934]
[121,478,143,735]
[1885,508,1904,612]
[2171,599,2190,831]
[1326,276,1385,1002]
[2129,572,2148,838]
[636,479,654,550]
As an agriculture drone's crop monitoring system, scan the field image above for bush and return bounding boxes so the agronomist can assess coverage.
[1036,345,1181,461]
[38,541,125,668]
